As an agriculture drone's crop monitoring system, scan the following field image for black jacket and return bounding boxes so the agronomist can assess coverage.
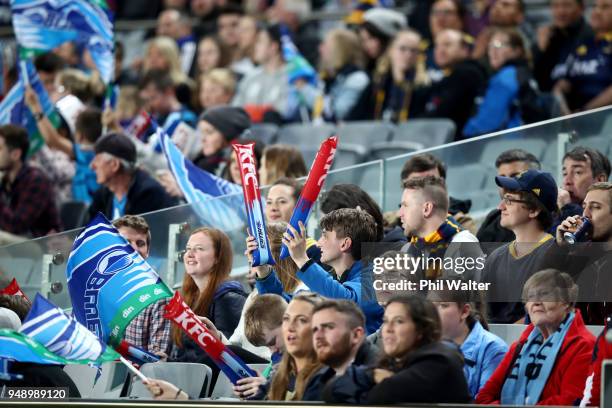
[414,59,488,140]
[322,342,470,404]
[476,209,515,252]
[169,281,247,363]
[87,169,178,223]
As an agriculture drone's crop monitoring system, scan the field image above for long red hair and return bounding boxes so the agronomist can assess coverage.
[172,227,233,347]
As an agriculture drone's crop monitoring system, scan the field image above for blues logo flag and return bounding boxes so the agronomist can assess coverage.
[158,126,245,231]
[0,329,67,365]
[11,0,115,84]
[66,213,173,346]
[0,58,60,155]
[20,294,119,363]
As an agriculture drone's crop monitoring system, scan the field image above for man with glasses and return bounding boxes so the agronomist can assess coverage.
[481,169,558,323]
[87,133,177,222]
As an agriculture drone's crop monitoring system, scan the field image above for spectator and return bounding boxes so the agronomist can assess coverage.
[234,15,259,77]
[476,269,595,405]
[533,0,592,92]
[265,177,302,224]
[323,295,470,404]
[425,0,467,83]
[34,53,66,97]
[477,149,541,245]
[413,29,487,138]
[398,153,476,234]
[232,24,289,121]
[258,144,307,186]
[559,146,611,218]
[115,215,172,355]
[142,36,192,91]
[198,68,236,112]
[320,183,385,242]
[463,28,535,137]
[87,133,178,221]
[156,9,198,76]
[302,300,379,400]
[217,4,244,65]
[138,69,197,146]
[481,169,558,323]
[472,0,532,60]
[428,285,507,398]
[195,36,230,78]
[317,28,370,121]
[541,182,612,324]
[169,227,247,362]
[553,0,612,113]
[0,125,60,238]
[398,176,482,281]
[191,0,219,39]
[371,29,425,122]
[358,8,408,77]
[282,208,384,334]
[22,94,102,205]
[0,294,30,321]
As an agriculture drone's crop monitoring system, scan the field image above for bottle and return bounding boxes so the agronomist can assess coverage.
[563,218,592,244]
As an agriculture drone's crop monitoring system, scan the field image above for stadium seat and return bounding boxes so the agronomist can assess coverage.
[370,141,424,161]
[336,121,394,148]
[277,123,336,146]
[64,361,128,399]
[129,362,212,399]
[60,201,88,230]
[245,124,279,145]
[479,137,547,164]
[333,143,367,169]
[574,135,612,156]
[393,119,456,148]
[208,364,269,399]
[445,163,488,196]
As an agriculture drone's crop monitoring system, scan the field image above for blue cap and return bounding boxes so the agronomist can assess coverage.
[495,169,558,212]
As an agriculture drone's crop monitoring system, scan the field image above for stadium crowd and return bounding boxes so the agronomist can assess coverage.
[0,0,612,406]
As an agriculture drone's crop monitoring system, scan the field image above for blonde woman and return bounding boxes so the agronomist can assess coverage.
[198,68,237,112]
[143,36,194,91]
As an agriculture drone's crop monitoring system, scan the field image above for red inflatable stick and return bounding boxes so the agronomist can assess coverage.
[0,278,30,303]
[232,142,275,266]
[164,291,256,384]
[280,136,338,259]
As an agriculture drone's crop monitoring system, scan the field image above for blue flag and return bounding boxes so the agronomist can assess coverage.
[66,213,173,346]
[158,126,245,231]
[0,58,60,155]
[11,0,115,84]
[0,329,66,365]
[20,294,119,363]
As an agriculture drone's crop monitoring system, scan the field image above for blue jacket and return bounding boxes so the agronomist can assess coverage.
[460,321,508,398]
[295,259,383,334]
[463,64,522,137]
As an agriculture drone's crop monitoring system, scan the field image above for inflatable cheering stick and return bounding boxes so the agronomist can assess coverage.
[164,291,256,384]
[280,136,338,259]
[232,143,275,266]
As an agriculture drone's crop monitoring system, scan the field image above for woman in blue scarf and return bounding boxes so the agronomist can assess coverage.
[476,269,595,405]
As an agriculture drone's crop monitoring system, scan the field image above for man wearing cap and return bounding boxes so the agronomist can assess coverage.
[481,169,558,323]
[87,133,178,222]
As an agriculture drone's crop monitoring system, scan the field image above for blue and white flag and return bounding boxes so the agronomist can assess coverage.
[0,329,66,365]
[158,126,245,231]
[66,213,173,346]
[0,58,60,154]
[20,294,119,362]
[11,0,115,84]
[280,25,317,87]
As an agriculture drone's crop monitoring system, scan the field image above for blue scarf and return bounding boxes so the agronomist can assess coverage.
[501,312,575,405]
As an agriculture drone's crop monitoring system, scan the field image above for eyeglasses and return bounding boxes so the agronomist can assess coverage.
[502,196,529,206]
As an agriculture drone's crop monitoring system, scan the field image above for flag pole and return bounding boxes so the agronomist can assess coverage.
[119,356,148,383]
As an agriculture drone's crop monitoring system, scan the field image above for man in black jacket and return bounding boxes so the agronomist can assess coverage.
[302,299,379,401]
[413,29,487,139]
[87,133,178,222]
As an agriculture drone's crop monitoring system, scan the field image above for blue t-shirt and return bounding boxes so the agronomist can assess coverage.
[72,144,99,204]
[564,33,612,110]
[112,195,127,220]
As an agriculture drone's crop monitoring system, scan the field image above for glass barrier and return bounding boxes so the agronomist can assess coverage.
[0,107,610,308]
[381,105,612,215]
